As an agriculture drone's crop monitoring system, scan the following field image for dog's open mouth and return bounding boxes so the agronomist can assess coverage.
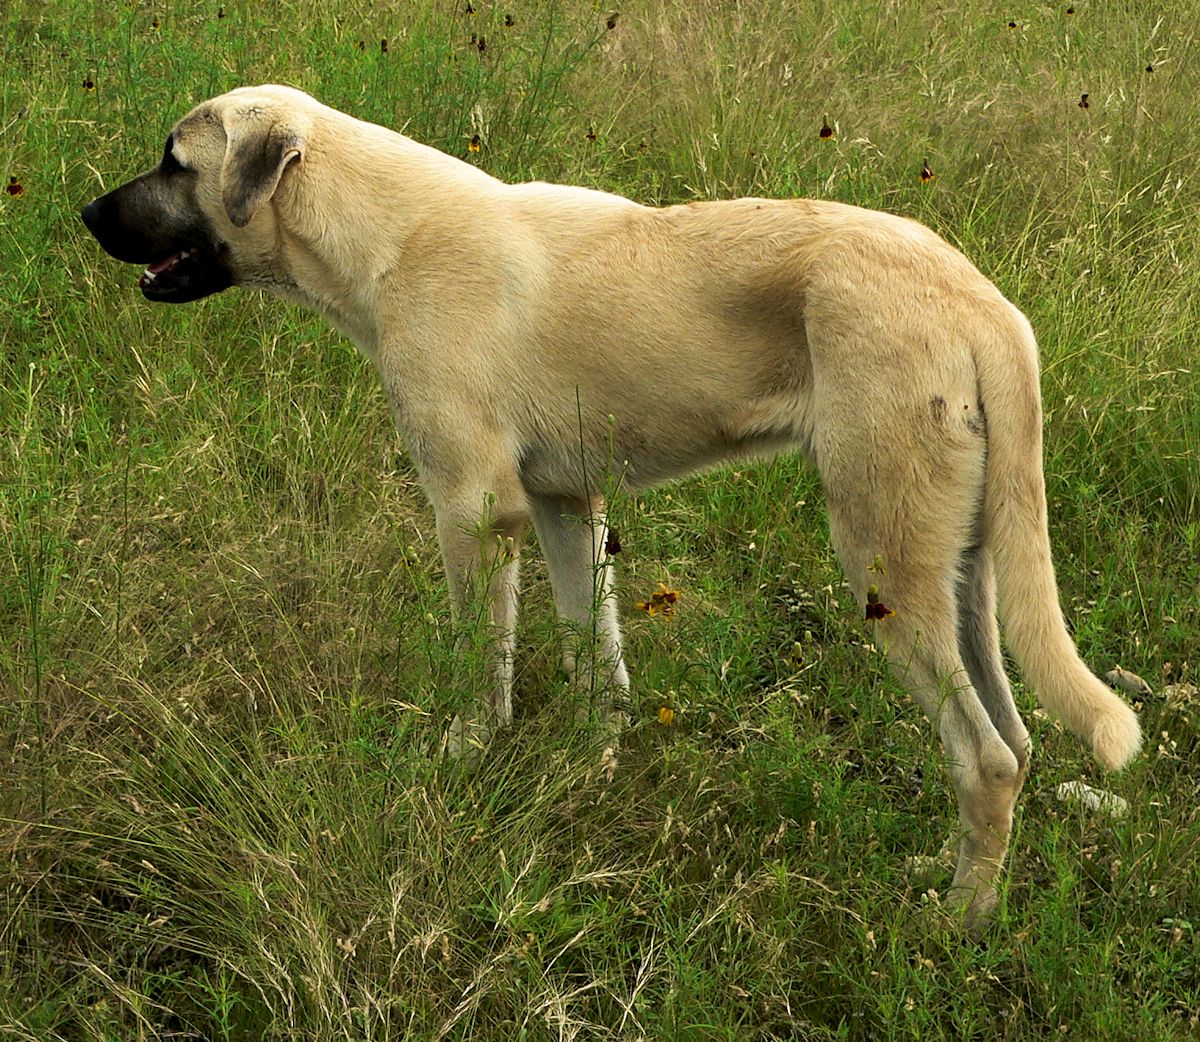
[140,249,192,286]
[137,246,232,303]
[81,189,235,305]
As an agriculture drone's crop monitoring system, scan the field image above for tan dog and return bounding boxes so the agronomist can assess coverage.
[81,85,1140,927]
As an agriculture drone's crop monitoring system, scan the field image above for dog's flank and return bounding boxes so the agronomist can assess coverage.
[81,84,1140,930]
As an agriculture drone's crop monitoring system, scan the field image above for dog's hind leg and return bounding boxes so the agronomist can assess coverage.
[836,533,1022,928]
[814,386,1022,930]
[530,494,629,733]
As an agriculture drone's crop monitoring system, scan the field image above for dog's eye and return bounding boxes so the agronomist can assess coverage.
[161,136,183,174]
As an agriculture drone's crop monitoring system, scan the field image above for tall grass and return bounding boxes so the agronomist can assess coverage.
[1,1,1197,1039]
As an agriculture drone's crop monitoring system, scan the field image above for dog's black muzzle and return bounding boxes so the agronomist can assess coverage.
[81,184,233,304]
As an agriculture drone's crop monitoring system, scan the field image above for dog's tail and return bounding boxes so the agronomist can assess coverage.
[975,305,1141,770]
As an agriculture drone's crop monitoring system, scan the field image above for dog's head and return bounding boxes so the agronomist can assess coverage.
[81,85,315,303]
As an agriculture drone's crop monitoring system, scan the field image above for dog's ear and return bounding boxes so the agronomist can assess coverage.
[221,111,304,228]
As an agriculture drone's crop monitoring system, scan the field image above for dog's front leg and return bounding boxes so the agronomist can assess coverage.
[529,494,629,734]
[432,483,529,761]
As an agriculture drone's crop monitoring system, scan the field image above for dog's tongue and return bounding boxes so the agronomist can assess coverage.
[147,252,184,275]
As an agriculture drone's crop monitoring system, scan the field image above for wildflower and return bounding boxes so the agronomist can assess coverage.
[920,160,935,184]
[599,743,618,783]
[1007,20,1017,29]
[657,706,675,726]
[82,77,95,91]
[819,118,834,140]
[5,176,24,197]
[864,584,895,622]
[637,583,680,617]
[468,133,481,153]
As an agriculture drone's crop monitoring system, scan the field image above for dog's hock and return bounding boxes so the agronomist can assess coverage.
[221,113,304,228]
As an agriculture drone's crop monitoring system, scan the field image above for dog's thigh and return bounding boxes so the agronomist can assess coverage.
[812,373,1021,928]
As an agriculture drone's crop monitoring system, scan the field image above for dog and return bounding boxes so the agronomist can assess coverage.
[81,85,1141,927]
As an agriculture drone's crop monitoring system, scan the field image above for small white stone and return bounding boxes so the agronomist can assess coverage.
[1104,666,1153,697]
[1055,781,1129,818]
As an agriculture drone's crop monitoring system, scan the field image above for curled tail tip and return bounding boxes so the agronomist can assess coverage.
[1090,702,1142,771]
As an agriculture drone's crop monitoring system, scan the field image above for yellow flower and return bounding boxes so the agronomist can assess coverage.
[657,706,675,726]
[468,133,481,154]
[637,583,681,617]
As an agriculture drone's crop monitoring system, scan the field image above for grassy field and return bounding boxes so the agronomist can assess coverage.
[2,1,1198,1038]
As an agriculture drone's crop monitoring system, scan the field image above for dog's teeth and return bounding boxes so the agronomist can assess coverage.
[143,269,156,281]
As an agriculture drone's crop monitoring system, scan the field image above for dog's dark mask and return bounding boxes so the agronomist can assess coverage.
[81,135,233,304]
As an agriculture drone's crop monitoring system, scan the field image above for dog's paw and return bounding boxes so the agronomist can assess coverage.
[442,713,494,763]
[907,884,995,939]
[571,698,629,738]
[943,883,999,938]
[572,707,628,785]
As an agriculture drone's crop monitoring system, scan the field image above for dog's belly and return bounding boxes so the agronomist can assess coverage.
[515,386,817,498]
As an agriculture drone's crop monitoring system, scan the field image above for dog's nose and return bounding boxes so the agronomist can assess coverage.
[81,197,104,235]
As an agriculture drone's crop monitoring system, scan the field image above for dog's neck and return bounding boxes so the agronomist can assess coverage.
[268,121,504,355]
